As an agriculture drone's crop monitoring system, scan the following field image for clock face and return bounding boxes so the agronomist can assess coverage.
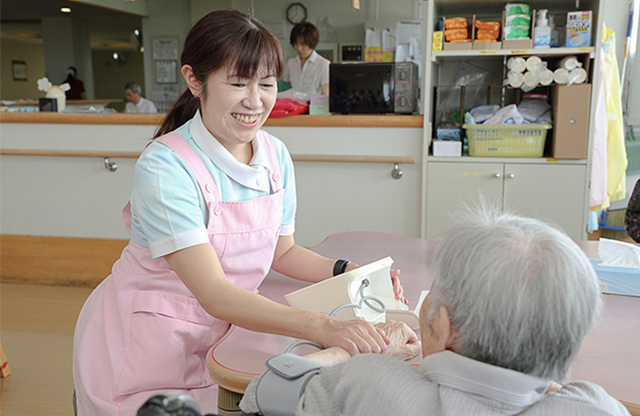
[286,3,307,25]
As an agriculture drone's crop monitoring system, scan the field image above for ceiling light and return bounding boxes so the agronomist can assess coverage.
[134,29,140,36]
[60,7,72,13]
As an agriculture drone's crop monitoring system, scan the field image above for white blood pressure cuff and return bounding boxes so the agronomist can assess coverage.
[255,353,324,416]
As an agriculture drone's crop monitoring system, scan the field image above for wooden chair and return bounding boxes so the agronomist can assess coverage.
[1,341,11,377]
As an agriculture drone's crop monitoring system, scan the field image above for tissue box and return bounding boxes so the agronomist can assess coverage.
[309,95,330,115]
[432,139,462,157]
[590,259,640,297]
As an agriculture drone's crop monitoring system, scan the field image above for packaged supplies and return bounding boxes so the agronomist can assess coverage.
[566,11,592,47]
[504,26,530,40]
[444,17,468,29]
[505,3,530,16]
[469,104,500,123]
[445,28,469,41]
[475,20,501,31]
[505,14,531,27]
[518,99,552,123]
[476,29,500,41]
[483,104,524,125]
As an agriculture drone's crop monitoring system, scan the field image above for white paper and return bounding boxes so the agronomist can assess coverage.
[598,238,640,268]
[366,28,381,47]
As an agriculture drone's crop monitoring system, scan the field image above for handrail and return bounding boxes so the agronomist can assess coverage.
[0,148,416,165]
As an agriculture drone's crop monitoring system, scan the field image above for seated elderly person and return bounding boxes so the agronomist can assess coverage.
[240,207,630,416]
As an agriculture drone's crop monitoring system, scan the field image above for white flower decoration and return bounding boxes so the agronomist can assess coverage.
[60,83,71,92]
[37,77,52,93]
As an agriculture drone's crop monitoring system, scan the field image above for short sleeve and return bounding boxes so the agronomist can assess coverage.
[282,59,292,83]
[320,58,330,86]
[270,134,297,236]
[129,141,209,258]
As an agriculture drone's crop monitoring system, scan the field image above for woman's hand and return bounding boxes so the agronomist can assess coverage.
[375,320,421,361]
[390,269,408,304]
[320,317,390,356]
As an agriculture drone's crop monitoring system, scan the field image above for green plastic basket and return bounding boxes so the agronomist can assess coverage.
[463,124,552,157]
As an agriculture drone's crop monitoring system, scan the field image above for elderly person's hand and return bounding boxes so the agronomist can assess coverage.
[376,320,421,361]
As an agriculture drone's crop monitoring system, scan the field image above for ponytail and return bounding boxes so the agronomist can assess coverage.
[154,89,200,139]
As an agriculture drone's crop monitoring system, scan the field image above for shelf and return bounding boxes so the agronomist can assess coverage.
[432,46,595,61]
[427,155,587,164]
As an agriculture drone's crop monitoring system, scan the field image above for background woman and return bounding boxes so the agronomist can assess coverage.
[73,10,403,416]
[282,22,331,96]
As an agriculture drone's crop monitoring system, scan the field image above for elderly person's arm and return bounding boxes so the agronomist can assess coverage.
[303,321,421,365]
[625,179,640,243]
[239,321,420,415]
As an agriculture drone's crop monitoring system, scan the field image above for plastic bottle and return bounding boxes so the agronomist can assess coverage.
[549,15,559,47]
[534,9,551,49]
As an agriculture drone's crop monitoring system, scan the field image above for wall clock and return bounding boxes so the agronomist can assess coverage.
[286,3,307,25]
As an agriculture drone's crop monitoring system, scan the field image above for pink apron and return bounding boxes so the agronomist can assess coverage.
[73,131,284,416]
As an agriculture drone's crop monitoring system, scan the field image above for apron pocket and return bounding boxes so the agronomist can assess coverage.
[116,291,229,397]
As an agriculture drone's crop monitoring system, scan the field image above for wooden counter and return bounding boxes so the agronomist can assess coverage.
[0,112,423,128]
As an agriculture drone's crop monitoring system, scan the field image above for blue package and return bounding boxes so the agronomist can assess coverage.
[436,128,461,139]
[589,258,640,297]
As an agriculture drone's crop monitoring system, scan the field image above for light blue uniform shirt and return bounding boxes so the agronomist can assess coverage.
[129,111,296,259]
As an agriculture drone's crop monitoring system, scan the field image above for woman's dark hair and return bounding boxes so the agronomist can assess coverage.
[64,66,78,84]
[289,22,319,50]
[155,10,284,138]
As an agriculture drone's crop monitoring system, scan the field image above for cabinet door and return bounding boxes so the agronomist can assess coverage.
[426,162,504,238]
[503,164,587,239]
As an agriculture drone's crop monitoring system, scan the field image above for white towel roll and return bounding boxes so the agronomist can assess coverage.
[507,71,525,88]
[539,68,554,86]
[554,68,570,84]
[570,67,587,84]
[559,55,581,71]
[523,70,540,87]
[507,57,527,73]
[526,56,543,72]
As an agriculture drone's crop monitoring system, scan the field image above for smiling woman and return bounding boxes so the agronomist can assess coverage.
[72,9,403,416]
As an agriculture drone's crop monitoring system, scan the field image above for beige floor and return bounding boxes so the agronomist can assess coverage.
[1,283,93,416]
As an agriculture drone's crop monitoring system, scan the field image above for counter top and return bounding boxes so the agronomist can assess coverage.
[0,112,423,128]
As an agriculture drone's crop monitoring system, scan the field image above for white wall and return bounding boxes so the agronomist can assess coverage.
[0,37,45,100]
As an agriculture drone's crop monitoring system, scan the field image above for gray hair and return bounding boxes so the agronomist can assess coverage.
[427,204,601,381]
[124,82,142,94]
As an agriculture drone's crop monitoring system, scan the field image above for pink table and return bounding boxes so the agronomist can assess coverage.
[207,232,640,415]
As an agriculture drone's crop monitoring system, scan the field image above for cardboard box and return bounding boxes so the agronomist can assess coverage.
[432,139,462,157]
[502,39,533,50]
[590,259,640,298]
[473,41,501,50]
[443,41,473,51]
[566,11,592,48]
[550,84,591,159]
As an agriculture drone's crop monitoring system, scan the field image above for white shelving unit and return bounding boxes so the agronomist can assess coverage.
[421,0,605,240]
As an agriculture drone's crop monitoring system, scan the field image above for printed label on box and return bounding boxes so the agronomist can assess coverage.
[566,11,592,48]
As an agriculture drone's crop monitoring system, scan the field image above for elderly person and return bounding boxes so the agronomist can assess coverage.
[240,207,631,416]
[625,179,640,242]
[124,81,157,113]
